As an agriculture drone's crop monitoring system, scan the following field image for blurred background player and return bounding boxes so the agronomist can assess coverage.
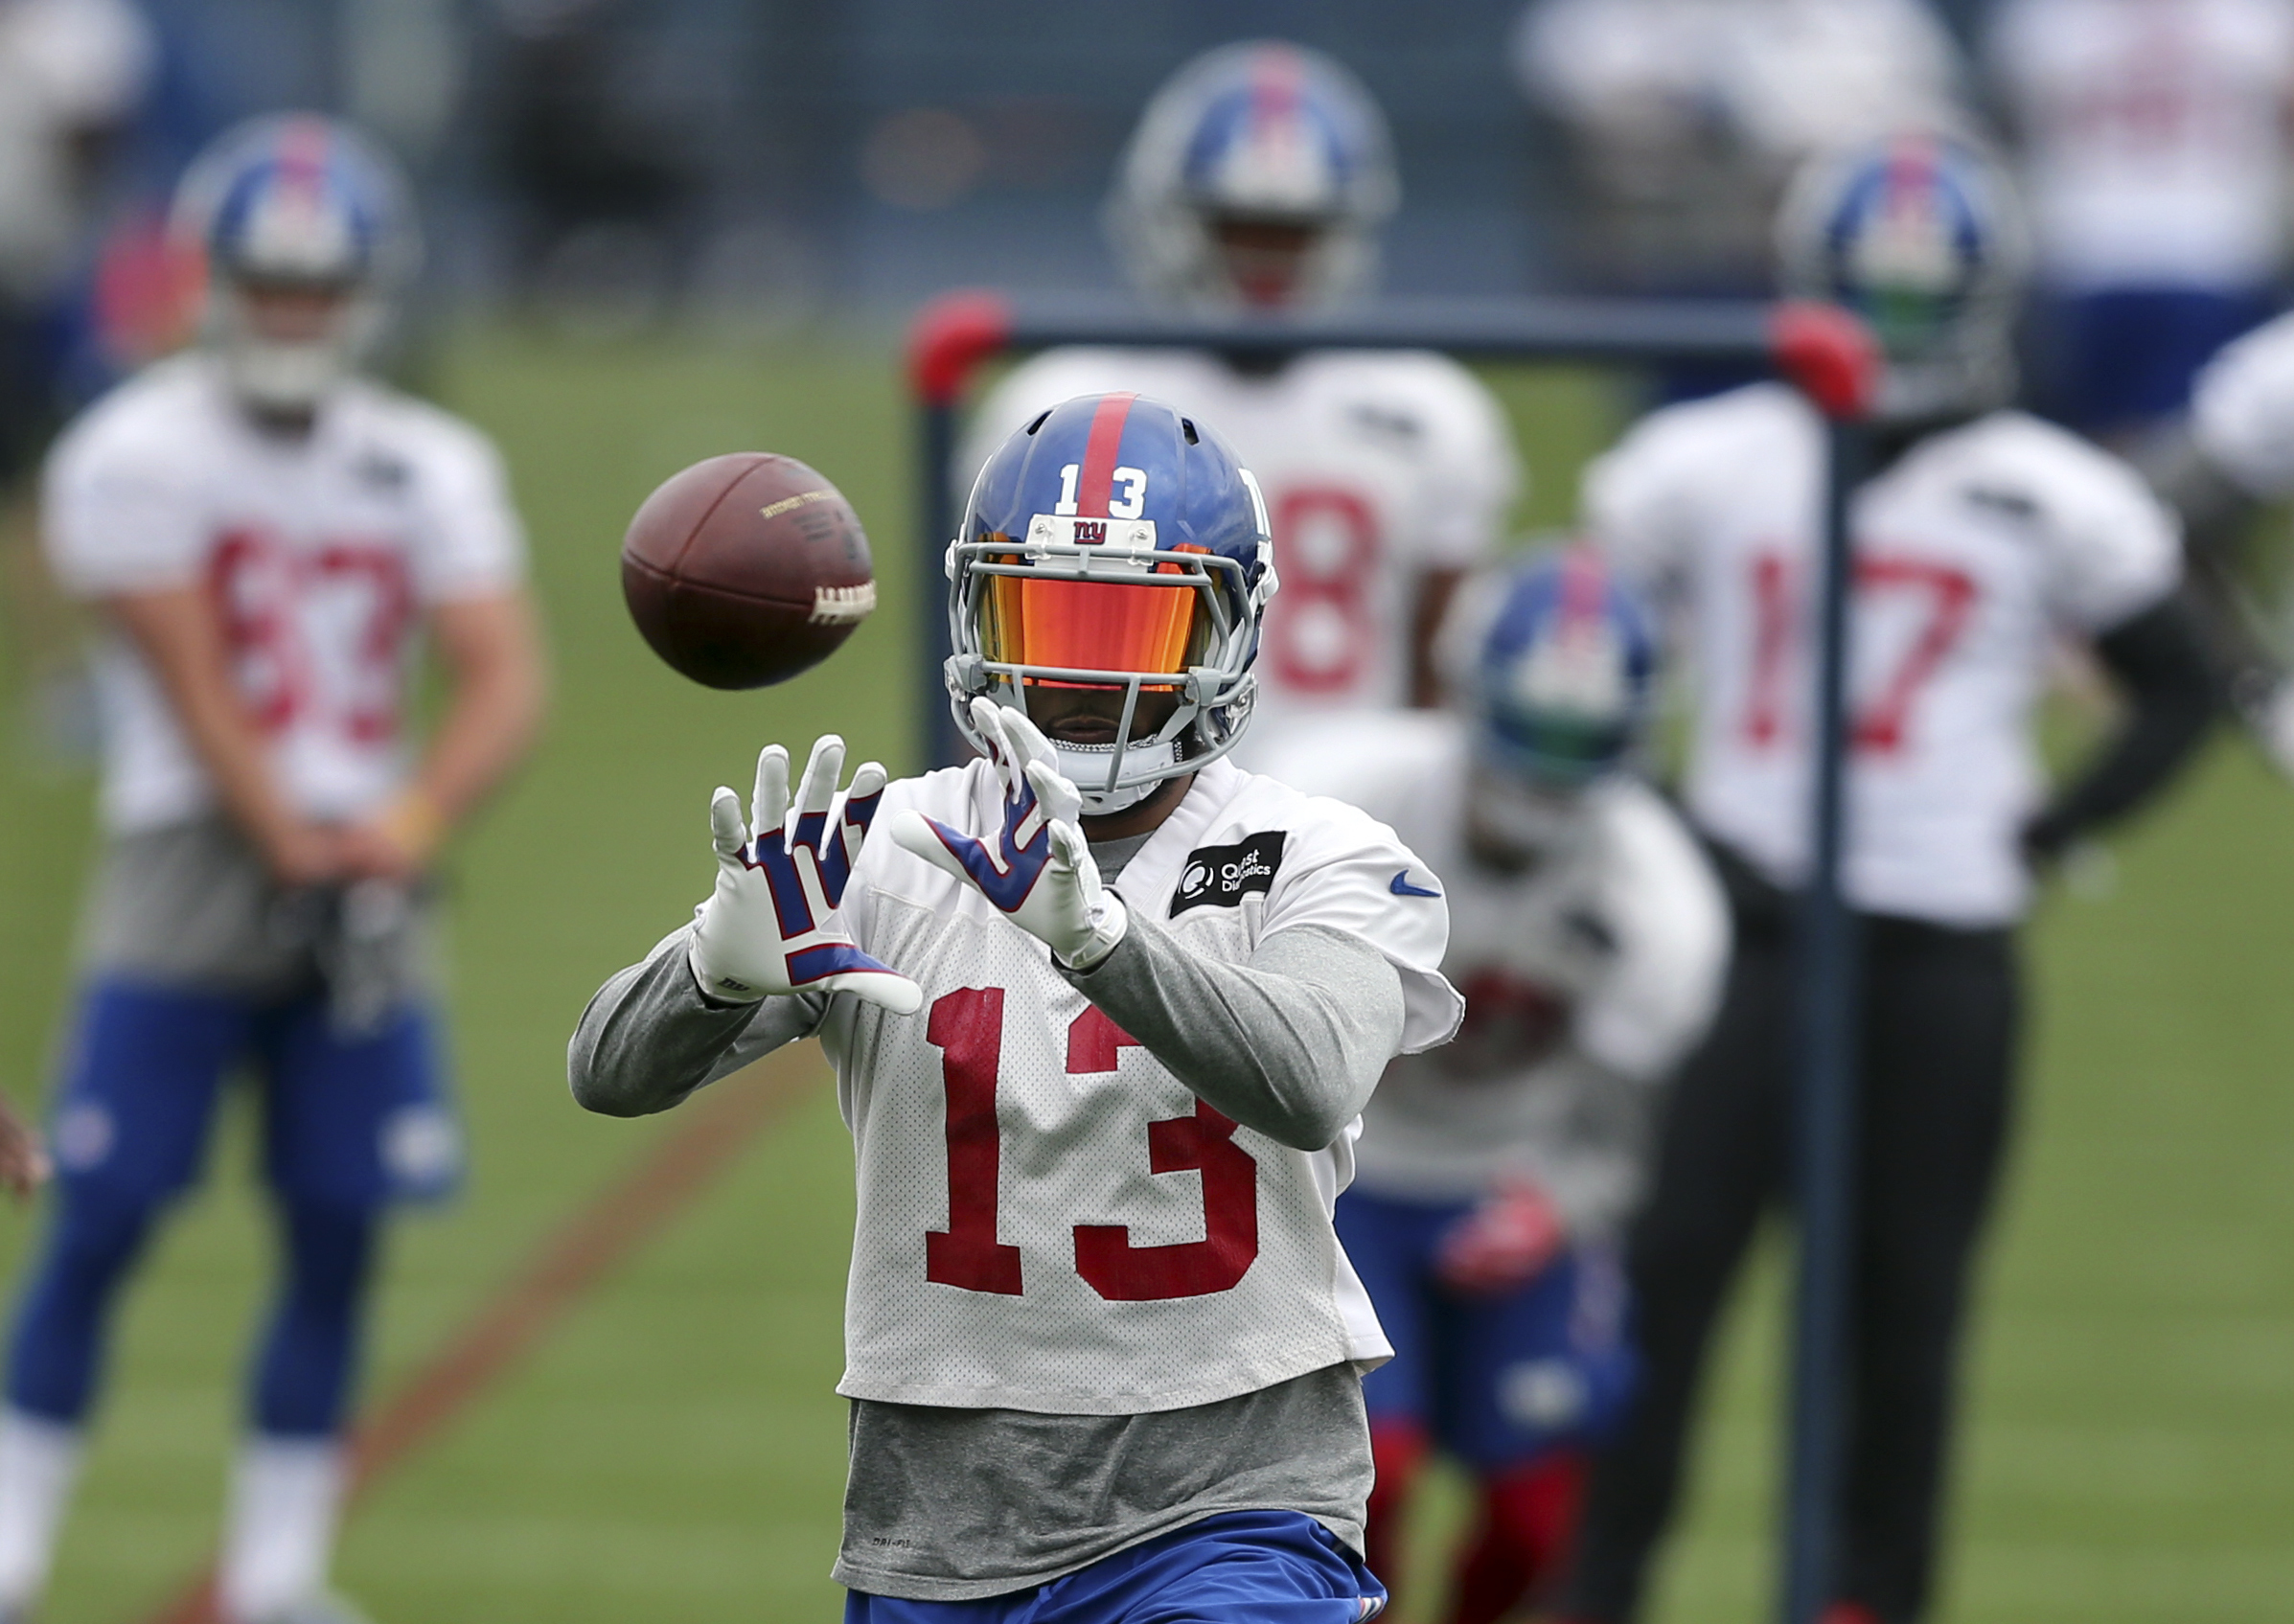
[959,40,1519,753]
[572,393,1459,1624]
[1511,0,1964,399]
[1555,133,2215,1624]
[2145,306,2294,768]
[1985,0,2294,442]
[1258,552,1727,1624]
[0,114,546,1624]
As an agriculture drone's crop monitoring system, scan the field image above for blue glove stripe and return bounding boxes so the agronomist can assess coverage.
[787,941,902,983]
[921,813,1048,912]
[749,838,817,935]
[821,791,881,904]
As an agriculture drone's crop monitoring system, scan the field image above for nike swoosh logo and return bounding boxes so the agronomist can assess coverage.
[1390,869,1441,898]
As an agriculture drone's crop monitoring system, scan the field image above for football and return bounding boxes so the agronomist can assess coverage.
[619,452,879,689]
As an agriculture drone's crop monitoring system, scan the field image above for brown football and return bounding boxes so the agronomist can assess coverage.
[619,452,878,689]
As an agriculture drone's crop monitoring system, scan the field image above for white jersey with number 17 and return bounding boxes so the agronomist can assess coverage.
[1585,382,2180,926]
[961,347,1519,747]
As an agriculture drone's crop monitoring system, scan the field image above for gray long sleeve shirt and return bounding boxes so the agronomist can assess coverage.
[567,844,1408,1601]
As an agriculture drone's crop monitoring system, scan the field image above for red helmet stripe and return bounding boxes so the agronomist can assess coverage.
[1883,133,1935,221]
[1558,546,1607,631]
[274,115,333,201]
[1074,392,1137,516]
[1251,44,1301,131]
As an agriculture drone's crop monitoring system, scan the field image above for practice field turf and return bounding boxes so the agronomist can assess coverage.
[0,330,2288,1624]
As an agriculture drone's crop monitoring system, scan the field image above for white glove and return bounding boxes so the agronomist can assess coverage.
[890,698,1130,971]
[688,735,923,1015]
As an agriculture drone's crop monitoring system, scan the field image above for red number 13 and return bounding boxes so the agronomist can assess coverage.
[923,990,1260,1302]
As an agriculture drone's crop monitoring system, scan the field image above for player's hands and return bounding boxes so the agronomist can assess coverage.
[335,789,447,883]
[0,1095,51,1205]
[1434,1179,1567,1296]
[890,698,1129,971]
[687,735,923,1014]
[258,817,345,888]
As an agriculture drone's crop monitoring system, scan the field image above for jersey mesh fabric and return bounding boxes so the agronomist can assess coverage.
[821,758,1456,1414]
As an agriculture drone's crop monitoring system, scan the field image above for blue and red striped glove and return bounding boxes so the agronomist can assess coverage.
[687,734,923,1014]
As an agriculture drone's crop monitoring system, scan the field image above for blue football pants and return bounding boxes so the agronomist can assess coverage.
[846,1511,1385,1624]
[5,978,447,1436]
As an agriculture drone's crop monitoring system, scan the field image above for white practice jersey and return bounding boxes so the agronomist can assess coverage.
[1259,712,1727,1232]
[813,755,1458,1415]
[962,348,1519,747]
[43,355,527,835]
[1988,0,2294,288]
[1518,0,1961,162]
[1586,382,2180,926]
[2191,309,2294,498]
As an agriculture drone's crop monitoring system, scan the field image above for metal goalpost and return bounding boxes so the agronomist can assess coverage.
[906,288,1878,1624]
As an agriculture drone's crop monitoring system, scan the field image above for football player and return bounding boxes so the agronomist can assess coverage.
[0,116,546,1624]
[959,41,1519,749]
[1553,135,2215,1624]
[571,391,1460,1624]
[1986,0,2294,439]
[1254,551,1728,1624]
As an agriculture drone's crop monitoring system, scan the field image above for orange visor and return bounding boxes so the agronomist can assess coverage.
[978,571,1205,683]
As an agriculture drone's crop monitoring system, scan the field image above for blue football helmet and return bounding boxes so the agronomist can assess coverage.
[1777,130,2027,423]
[171,113,419,411]
[948,392,1277,812]
[1461,549,1658,790]
[1106,40,1398,312]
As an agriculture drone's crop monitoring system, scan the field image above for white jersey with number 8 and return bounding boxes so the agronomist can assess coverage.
[817,754,1459,1414]
[42,354,526,835]
[961,348,1519,746]
[1585,382,2180,926]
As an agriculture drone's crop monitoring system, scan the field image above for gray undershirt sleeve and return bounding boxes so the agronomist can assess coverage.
[1055,917,1406,1152]
[567,928,826,1116]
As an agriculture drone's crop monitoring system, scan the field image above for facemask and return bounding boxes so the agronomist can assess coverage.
[208,284,378,415]
[1052,735,1186,816]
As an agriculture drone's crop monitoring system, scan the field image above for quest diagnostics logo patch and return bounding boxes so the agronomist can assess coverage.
[1171,831,1286,917]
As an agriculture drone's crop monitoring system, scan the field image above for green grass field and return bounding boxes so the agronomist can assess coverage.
[0,330,2289,1624]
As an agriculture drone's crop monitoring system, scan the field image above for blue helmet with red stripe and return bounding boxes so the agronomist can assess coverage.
[1777,130,2026,422]
[1108,41,1397,311]
[171,113,418,411]
[949,391,1277,811]
[1458,549,1657,789]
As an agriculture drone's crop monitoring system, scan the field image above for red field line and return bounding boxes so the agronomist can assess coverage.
[135,1049,824,1624]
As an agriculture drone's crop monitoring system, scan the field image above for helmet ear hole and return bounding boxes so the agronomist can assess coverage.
[1180,417,1200,446]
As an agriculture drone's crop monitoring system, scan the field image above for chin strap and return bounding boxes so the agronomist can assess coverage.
[1053,735,1183,815]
